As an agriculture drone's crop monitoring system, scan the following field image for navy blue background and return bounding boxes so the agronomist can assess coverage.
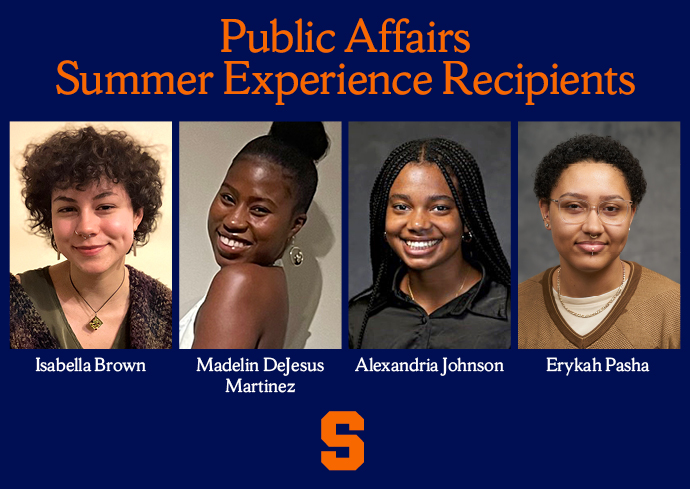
[4,3,687,487]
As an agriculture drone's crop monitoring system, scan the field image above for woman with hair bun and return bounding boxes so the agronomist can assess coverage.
[349,138,511,349]
[10,125,172,349]
[179,122,329,349]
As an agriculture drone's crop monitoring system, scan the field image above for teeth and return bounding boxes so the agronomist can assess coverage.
[220,235,248,248]
[404,239,440,249]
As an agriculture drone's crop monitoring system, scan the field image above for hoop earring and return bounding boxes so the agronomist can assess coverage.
[461,231,473,243]
[289,237,303,266]
[130,234,137,257]
[50,229,61,260]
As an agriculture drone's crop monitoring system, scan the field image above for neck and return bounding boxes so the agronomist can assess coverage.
[557,257,625,298]
[67,260,127,299]
[406,258,477,306]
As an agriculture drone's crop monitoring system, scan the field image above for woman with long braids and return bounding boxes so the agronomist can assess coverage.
[349,138,511,349]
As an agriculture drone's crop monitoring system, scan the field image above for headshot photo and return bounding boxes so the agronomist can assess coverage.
[518,121,680,349]
[9,122,173,349]
[179,121,341,349]
[348,122,511,349]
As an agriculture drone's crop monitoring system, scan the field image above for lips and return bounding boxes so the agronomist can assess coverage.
[73,245,107,256]
[400,238,442,256]
[576,241,605,253]
[217,232,253,254]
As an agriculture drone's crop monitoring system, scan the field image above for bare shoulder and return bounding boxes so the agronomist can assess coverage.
[193,264,288,349]
[210,263,285,294]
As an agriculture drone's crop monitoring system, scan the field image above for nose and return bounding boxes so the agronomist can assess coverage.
[75,209,99,238]
[581,206,604,236]
[407,208,431,233]
[223,205,249,232]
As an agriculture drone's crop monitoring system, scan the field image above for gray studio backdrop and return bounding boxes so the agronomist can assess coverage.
[518,121,680,284]
[349,121,511,300]
[179,122,342,349]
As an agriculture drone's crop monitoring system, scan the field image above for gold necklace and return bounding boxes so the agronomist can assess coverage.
[408,264,470,303]
[557,260,625,318]
[69,268,126,330]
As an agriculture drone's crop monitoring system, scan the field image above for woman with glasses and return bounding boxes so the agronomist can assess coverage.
[518,134,680,349]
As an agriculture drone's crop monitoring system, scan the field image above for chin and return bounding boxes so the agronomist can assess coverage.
[68,255,124,275]
[215,251,250,267]
[565,254,613,273]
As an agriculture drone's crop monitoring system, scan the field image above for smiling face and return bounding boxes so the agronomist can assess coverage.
[51,180,143,275]
[540,161,636,274]
[385,163,465,272]
[207,157,306,267]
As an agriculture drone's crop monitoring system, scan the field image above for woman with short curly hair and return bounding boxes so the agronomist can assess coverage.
[518,134,679,349]
[10,125,172,349]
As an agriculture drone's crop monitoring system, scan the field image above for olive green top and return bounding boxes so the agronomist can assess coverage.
[18,267,129,349]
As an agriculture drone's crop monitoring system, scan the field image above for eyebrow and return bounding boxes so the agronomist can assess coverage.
[427,194,454,202]
[558,192,627,201]
[389,193,454,202]
[220,183,278,208]
[52,191,116,203]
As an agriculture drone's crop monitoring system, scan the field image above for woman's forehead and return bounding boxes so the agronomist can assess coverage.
[390,162,458,194]
[554,162,630,198]
[52,178,126,196]
[225,157,295,201]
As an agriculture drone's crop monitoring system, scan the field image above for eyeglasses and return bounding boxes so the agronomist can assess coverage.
[549,198,633,224]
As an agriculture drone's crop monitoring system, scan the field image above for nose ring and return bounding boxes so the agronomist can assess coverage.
[75,230,93,240]
[589,234,599,239]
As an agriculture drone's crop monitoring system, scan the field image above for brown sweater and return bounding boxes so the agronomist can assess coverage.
[10,265,172,349]
[518,261,680,349]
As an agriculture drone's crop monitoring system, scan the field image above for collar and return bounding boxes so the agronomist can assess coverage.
[368,261,509,319]
[541,260,641,349]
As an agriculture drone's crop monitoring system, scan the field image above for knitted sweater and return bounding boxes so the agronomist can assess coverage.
[518,261,680,349]
[10,265,172,349]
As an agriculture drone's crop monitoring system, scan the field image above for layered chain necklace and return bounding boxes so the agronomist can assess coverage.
[557,260,625,318]
[408,263,470,303]
[69,268,126,330]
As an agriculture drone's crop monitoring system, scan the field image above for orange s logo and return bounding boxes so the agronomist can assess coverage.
[321,411,364,470]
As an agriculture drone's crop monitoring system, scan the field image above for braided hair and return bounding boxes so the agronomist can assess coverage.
[355,138,510,349]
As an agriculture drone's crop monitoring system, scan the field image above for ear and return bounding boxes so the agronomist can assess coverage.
[288,213,307,239]
[629,205,637,226]
[538,199,551,228]
[133,207,144,231]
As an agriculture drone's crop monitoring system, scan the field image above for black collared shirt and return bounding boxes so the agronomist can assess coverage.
[349,264,511,349]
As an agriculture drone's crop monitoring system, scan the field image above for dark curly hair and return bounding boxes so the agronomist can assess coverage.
[533,134,647,206]
[353,138,511,349]
[20,125,163,251]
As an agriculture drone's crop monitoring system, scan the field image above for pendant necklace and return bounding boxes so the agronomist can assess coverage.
[69,268,126,330]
